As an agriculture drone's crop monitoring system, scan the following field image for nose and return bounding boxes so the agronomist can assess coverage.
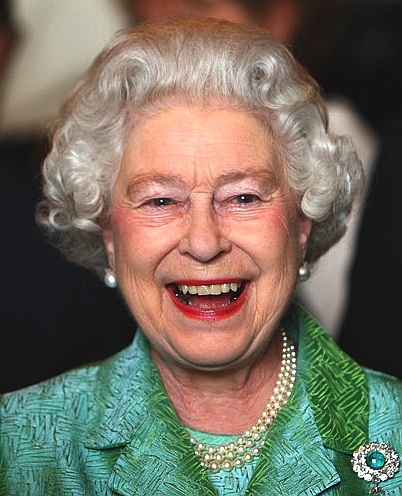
[179,200,231,262]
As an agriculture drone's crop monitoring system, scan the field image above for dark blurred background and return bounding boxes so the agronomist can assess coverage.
[304,0,402,135]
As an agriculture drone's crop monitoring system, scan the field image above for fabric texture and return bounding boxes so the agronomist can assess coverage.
[1,304,401,495]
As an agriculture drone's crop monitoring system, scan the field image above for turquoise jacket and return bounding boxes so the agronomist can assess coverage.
[1,305,401,495]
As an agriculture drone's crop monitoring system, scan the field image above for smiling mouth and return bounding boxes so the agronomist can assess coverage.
[172,282,245,309]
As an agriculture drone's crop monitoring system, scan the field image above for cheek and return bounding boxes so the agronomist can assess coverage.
[273,199,304,250]
[110,205,179,271]
[240,204,300,256]
[110,207,146,269]
[278,209,301,252]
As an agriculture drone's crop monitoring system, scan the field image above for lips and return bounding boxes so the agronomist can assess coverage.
[167,280,248,320]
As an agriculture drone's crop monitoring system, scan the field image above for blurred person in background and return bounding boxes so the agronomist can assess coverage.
[0,1,15,87]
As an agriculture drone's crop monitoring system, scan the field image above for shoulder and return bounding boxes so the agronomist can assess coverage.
[0,363,101,482]
[363,368,401,448]
[0,363,101,432]
[365,366,402,390]
[0,332,149,437]
[0,346,137,479]
[0,341,132,427]
[0,334,153,493]
[364,367,402,416]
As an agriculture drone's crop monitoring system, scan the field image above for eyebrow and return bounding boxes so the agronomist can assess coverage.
[126,173,186,195]
[126,167,278,195]
[214,169,277,188]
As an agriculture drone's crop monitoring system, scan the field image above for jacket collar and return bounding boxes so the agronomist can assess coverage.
[84,304,369,495]
[246,371,342,495]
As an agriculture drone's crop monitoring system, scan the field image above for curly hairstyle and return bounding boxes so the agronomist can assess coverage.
[37,18,363,278]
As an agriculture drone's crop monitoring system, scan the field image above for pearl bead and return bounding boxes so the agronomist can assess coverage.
[226,450,236,460]
[214,453,224,462]
[234,458,244,468]
[209,462,220,474]
[244,453,254,462]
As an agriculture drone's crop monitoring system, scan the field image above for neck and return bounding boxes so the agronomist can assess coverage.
[151,329,283,435]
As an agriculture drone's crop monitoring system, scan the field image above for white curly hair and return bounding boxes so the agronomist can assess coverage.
[37,18,363,278]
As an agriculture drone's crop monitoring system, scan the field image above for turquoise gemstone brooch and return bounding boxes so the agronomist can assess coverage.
[352,442,400,494]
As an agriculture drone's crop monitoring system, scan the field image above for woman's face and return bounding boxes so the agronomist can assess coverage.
[103,106,310,371]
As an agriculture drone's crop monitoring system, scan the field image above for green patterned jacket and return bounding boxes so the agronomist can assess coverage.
[1,305,401,495]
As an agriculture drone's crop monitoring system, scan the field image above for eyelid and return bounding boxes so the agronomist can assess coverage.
[214,182,273,202]
[128,186,186,205]
[218,193,266,207]
[135,195,190,215]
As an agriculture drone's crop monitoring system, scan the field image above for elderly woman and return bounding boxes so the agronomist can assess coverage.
[0,19,400,496]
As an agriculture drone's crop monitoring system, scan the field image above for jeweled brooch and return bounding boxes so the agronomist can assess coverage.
[352,442,400,494]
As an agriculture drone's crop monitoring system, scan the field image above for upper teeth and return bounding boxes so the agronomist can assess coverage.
[178,282,241,296]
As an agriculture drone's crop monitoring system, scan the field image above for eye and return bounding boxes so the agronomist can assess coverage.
[215,191,269,214]
[149,198,174,207]
[234,194,258,204]
[135,197,177,212]
[136,196,187,216]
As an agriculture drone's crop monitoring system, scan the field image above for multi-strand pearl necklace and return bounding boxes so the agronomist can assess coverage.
[188,329,297,473]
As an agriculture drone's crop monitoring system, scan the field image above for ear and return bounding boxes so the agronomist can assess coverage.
[297,213,312,263]
[102,228,116,271]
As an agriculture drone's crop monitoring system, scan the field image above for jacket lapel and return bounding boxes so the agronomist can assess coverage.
[293,306,368,452]
[107,417,216,495]
[246,373,341,495]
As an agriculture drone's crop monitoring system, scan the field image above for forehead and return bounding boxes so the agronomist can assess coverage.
[120,105,282,184]
[125,105,273,154]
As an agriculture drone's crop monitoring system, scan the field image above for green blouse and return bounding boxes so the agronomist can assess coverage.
[1,304,401,495]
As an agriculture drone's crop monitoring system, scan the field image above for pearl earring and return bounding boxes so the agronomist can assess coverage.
[298,261,310,282]
[104,268,117,288]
